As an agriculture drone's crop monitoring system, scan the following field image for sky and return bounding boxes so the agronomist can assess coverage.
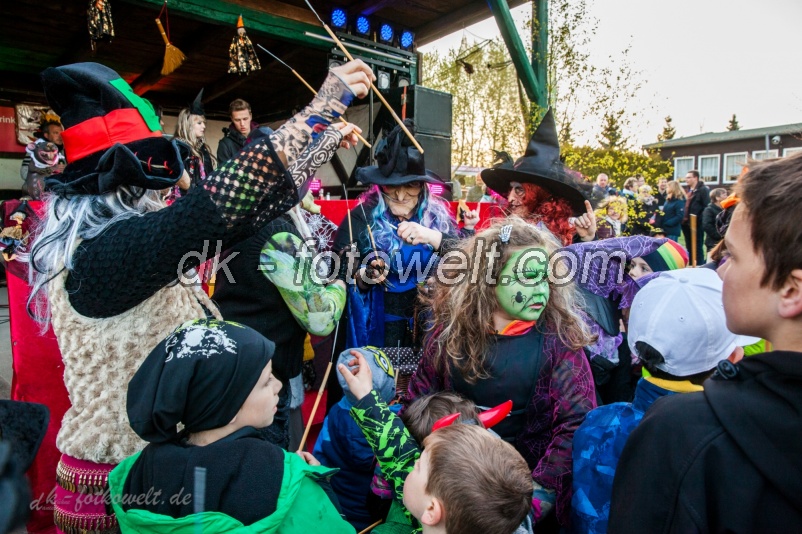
[420,0,802,147]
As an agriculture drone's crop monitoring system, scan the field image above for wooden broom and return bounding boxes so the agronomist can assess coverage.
[155,18,186,76]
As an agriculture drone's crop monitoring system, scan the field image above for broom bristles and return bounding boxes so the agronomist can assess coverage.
[161,43,187,75]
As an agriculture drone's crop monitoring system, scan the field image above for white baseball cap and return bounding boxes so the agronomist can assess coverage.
[628,268,760,376]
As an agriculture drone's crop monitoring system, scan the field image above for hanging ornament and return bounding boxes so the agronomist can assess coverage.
[228,15,261,75]
[156,1,186,76]
[87,0,115,51]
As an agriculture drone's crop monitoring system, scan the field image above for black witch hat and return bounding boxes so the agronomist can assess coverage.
[480,108,590,215]
[189,88,205,117]
[357,120,446,187]
[40,62,184,195]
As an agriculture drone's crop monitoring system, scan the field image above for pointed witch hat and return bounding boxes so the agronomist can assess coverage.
[480,108,590,215]
[189,88,205,117]
[357,119,445,187]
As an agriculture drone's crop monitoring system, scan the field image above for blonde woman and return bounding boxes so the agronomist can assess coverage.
[174,96,216,192]
[404,218,596,528]
[660,181,687,241]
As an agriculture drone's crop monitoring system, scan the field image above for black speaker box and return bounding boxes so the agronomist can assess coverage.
[415,133,451,184]
[380,86,452,137]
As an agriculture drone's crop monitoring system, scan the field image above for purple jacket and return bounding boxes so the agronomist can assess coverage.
[404,331,596,527]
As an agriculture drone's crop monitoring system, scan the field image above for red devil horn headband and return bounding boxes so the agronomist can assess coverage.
[431,400,513,432]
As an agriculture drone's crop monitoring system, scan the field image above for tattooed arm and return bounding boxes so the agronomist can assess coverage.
[269,60,374,172]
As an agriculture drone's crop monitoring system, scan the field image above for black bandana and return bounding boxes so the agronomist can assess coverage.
[127,319,274,443]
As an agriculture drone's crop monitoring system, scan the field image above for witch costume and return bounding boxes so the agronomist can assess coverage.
[480,109,593,245]
[31,62,358,533]
[109,319,352,533]
[332,122,460,389]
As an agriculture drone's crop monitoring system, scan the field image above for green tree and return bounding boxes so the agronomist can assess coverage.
[422,39,527,168]
[727,114,741,131]
[658,115,676,141]
[599,110,626,150]
[562,145,672,188]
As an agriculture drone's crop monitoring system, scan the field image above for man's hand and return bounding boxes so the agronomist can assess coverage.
[329,59,376,99]
[571,200,597,242]
[337,350,374,401]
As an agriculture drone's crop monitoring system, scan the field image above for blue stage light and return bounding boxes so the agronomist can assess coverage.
[400,30,414,49]
[331,8,347,29]
[379,23,394,43]
[356,16,370,35]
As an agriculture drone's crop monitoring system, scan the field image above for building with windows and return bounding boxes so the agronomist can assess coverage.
[643,123,802,185]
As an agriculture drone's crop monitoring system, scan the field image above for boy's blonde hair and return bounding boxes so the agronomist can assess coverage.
[424,425,532,534]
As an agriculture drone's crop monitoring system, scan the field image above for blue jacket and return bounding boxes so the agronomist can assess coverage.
[313,398,376,531]
[661,199,685,236]
[571,378,682,534]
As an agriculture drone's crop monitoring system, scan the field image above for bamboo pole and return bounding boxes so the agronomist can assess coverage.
[690,214,698,267]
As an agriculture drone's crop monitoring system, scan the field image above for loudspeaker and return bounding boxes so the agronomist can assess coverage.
[415,133,451,183]
[381,86,452,137]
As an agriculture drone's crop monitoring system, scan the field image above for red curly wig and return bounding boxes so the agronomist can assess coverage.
[518,183,575,245]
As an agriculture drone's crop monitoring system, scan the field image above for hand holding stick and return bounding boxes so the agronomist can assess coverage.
[257,44,372,148]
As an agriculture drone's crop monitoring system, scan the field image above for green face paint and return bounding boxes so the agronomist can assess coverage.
[495,249,550,322]
[109,78,162,132]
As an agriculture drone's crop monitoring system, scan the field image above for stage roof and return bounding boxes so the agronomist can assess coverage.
[0,0,526,123]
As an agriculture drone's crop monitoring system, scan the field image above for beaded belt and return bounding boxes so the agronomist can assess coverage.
[56,459,109,495]
[53,508,118,534]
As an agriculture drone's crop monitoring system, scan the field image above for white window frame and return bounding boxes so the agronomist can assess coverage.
[784,147,802,157]
[673,156,695,181]
[698,154,721,184]
[752,149,779,161]
[723,152,748,184]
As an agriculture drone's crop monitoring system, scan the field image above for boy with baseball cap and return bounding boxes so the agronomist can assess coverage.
[608,153,802,532]
[572,268,755,534]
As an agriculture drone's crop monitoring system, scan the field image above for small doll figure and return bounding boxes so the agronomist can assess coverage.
[229,15,261,75]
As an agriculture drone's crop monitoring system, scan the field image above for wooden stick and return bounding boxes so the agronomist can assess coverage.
[297,321,340,452]
[357,519,384,534]
[317,23,424,154]
[257,44,371,148]
[690,213,698,267]
[297,360,332,452]
[288,70,372,149]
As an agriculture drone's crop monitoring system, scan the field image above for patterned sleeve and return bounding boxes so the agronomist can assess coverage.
[259,230,346,336]
[350,390,421,506]
[532,339,597,526]
[268,72,354,168]
[565,235,666,308]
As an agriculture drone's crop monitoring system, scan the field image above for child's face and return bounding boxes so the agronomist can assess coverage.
[235,361,282,429]
[629,257,653,280]
[719,205,775,338]
[403,449,433,521]
[495,249,550,322]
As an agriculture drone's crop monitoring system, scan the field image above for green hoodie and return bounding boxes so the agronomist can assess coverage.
[109,449,356,534]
